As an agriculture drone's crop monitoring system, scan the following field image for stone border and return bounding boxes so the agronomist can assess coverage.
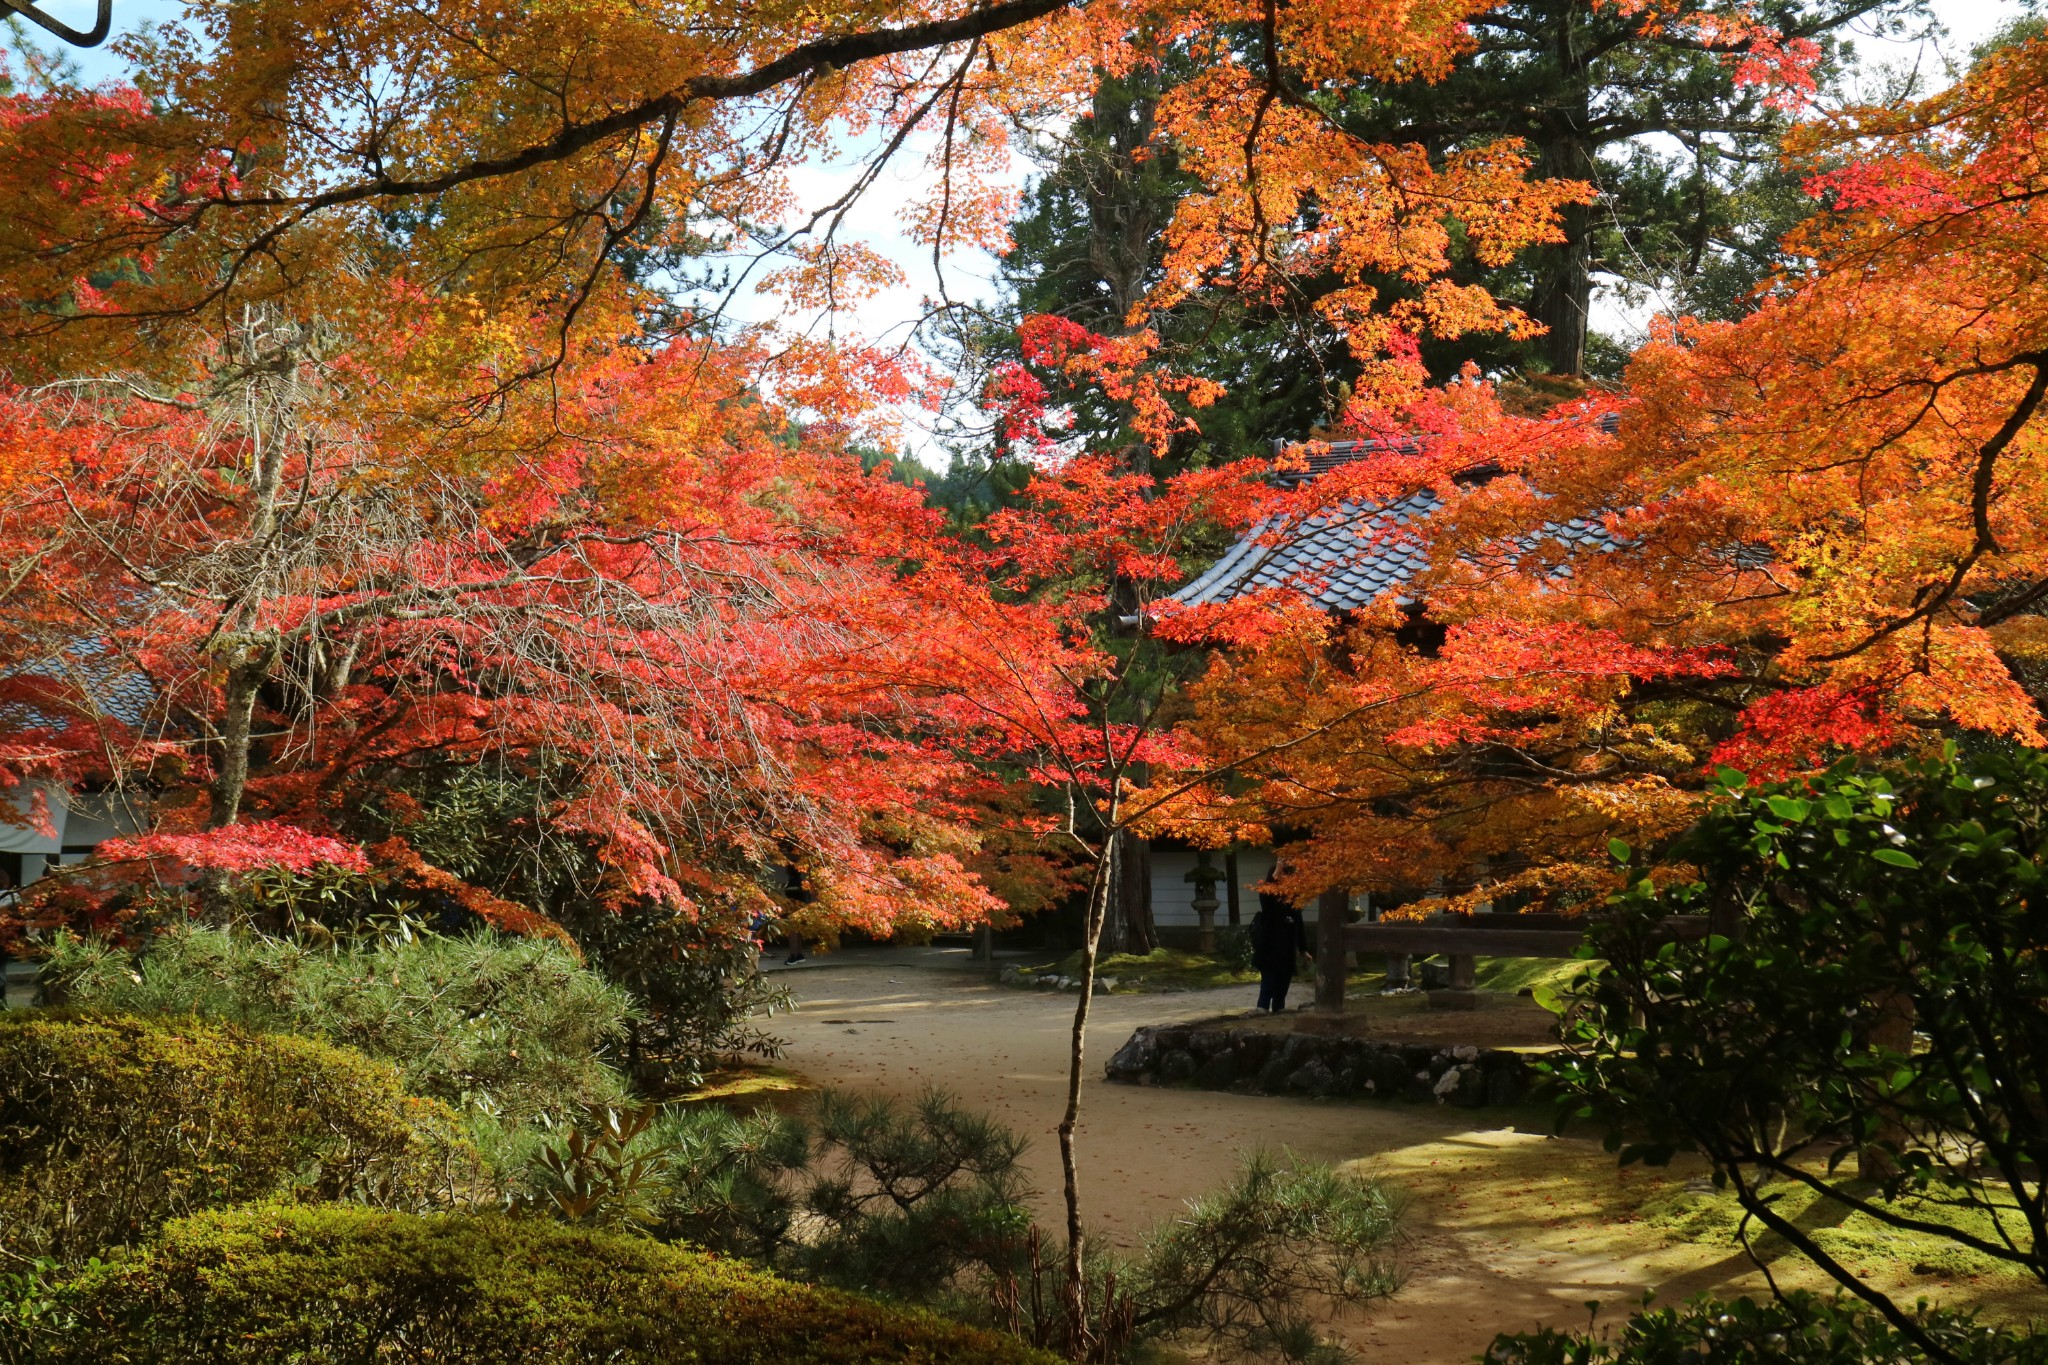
[998,963,1121,994]
[1103,1021,1547,1107]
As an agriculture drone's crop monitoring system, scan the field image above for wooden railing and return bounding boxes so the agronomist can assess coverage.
[1311,892,1712,1010]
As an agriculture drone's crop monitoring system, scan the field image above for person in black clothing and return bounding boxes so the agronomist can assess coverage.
[1249,889,1312,1013]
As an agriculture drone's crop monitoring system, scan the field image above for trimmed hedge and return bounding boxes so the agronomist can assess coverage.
[0,1013,477,1262]
[43,1204,1059,1363]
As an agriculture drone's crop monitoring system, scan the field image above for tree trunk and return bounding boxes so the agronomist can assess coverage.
[1315,887,1349,1012]
[1857,988,1916,1183]
[1531,14,1595,376]
[210,637,279,828]
[1086,82,1162,331]
[1079,75,1173,480]
[1118,830,1155,955]
[1531,167,1594,376]
[1059,834,1117,1355]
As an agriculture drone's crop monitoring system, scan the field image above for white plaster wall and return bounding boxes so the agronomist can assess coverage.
[0,782,66,857]
[1149,847,1278,928]
[1,787,147,886]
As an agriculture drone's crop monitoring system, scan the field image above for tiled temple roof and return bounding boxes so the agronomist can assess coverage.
[1,638,158,733]
[1170,419,1623,612]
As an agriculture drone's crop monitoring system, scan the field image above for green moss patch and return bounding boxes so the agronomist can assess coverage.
[1636,1179,2033,1286]
[1016,948,1259,992]
[37,1204,1057,1364]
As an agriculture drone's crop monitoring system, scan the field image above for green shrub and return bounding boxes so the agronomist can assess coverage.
[1217,924,1256,972]
[646,1103,811,1258]
[38,1203,1057,1364]
[514,1090,1024,1287]
[795,1088,1035,1299]
[556,1092,1401,1364]
[1554,750,2048,1332]
[1485,1292,2048,1365]
[1123,1152,1402,1362]
[563,898,792,1090]
[0,1013,478,1263]
[41,924,632,1121]
[350,765,793,1091]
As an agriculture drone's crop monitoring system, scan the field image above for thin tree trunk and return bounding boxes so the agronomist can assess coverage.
[1060,833,1117,1355]
[1857,987,1916,1183]
[1532,166,1594,376]
[1099,832,1130,956]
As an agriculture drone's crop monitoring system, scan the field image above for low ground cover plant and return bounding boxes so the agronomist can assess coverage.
[41,923,633,1122]
[1487,1293,2048,1365]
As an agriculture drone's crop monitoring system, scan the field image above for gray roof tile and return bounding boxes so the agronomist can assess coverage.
[1170,442,1622,614]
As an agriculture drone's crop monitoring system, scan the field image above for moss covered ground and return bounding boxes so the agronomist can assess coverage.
[1634,1177,2035,1287]
[679,1063,812,1109]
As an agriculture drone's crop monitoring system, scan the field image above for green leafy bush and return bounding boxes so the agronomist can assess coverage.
[1486,1292,2048,1365]
[565,899,791,1089]
[0,1013,478,1263]
[41,924,632,1121]
[1216,924,1257,972]
[353,765,793,1091]
[36,1203,1056,1364]
[0,1253,68,1365]
[1554,748,2048,1353]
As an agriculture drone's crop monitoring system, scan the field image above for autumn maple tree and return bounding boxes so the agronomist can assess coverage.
[0,0,1907,1356]
[0,316,1044,1013]
[1143,31,2048,915]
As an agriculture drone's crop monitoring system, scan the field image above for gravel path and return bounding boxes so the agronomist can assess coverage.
[767,950,1775,1363]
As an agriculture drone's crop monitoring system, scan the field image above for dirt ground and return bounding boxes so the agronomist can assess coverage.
[767,952,2034,1363]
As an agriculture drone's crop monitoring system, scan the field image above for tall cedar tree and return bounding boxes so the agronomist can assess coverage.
[983,0,1925,480]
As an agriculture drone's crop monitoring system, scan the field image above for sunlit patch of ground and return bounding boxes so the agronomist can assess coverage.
[752,954,2044,1361]
[1347,1125,2043,1350]
[677,1063,813,1110]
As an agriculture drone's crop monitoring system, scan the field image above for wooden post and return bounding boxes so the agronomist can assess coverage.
[1315,888,1348,1012]
[1224,851,1242,927]
[1432,951,1478,1010]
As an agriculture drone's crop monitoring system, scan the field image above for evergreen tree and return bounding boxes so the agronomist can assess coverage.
[988,0,1933,450]
[989,59,1349,473]
[1341,0,1929,375]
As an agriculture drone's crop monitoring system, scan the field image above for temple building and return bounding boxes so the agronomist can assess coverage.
[1141,431,1618,947]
